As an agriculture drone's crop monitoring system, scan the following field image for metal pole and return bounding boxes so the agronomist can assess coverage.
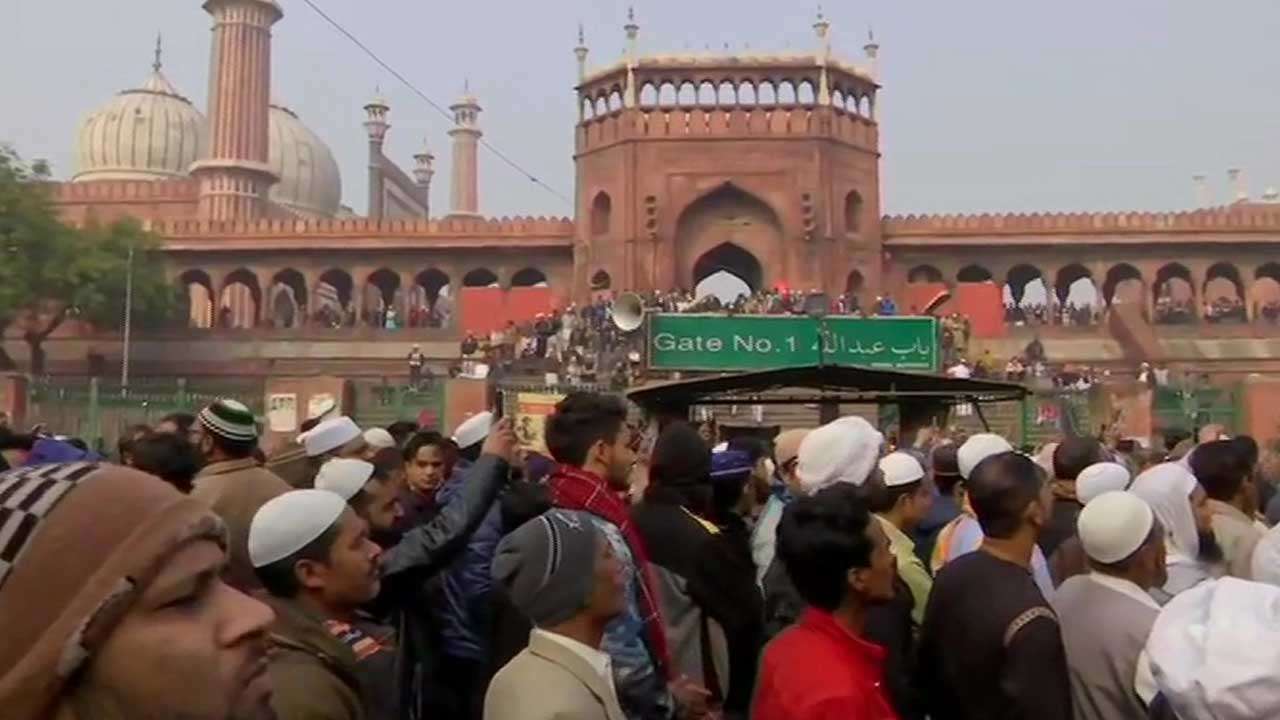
[121,245,134,395]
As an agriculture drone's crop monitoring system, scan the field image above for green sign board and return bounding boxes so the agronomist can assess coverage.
[648,314,939,372]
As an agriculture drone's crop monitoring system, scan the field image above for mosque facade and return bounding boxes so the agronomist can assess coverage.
[24,0,1280,380]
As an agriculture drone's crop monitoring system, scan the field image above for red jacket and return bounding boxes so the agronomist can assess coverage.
[752,608,900,720]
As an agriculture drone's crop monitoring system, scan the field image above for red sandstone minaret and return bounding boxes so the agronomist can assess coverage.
[447,84,482,217]
[190,0,282,221]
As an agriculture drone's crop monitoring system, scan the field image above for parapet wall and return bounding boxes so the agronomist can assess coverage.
[883,206,1280,236]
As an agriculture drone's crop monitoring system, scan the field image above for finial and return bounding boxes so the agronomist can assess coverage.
[866,26,878,46]
[628,6,635,23]
[577,22,585,46]
[153,32,163,73]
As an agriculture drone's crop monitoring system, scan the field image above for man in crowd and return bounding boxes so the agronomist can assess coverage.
[191,398,293,591]
[918,451,1073,720]
[763,416,884,640]
[1129,463,1222,602]
[302,415,369,464]
[1190,439,1263,579]
[129,429,204,493]
[873,451,935,625]
[751,486,898,719]
[0,462,276,720]
[408,344,426,386]
[155,410,198,442]
[633,426,763,718]
[486,510,629,720]
[1048,461,1133,585]
[250,489,393,720]
[752,427,810,584]
[546,391,707,720]
[914,442,963,566]
[315,457,405,536]
[931,433,1055,596]
[399,430,454,530]
[433,411,506,720]
[1041,435,1108,557]
[362,427,397,458]
[1053,491,1165,720]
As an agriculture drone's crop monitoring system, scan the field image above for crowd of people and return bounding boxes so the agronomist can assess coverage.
[455,290,909,387]
[1005,302,1101,327]
[5,392,1280,720]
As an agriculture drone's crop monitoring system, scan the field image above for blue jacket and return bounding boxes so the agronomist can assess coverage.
[434,459,504,661]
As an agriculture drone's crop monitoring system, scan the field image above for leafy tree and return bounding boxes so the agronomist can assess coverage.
[0,145,181,374]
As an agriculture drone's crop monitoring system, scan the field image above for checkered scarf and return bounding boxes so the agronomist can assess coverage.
[549,464,671,675]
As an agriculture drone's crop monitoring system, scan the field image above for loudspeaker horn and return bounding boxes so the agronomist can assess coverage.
[611,292,646,332]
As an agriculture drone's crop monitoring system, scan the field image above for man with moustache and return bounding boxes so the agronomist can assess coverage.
[251,489,391,720]
[0,462,277,720]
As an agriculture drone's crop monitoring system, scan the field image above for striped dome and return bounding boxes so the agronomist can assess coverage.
[267,103,343,218]
[73,69,205,183]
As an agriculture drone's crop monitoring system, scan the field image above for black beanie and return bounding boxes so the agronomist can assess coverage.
[649,421,711,488]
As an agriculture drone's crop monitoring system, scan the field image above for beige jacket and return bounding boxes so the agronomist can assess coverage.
[485,630,627,720]
[1207,499,1263,581]
[192,457,293,591]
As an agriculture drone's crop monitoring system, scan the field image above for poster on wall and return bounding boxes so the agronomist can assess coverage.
[307,393,337,422]
[267,393,299,433]
[515,392,563,454]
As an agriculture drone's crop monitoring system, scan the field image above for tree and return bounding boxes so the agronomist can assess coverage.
[0,145,181,375]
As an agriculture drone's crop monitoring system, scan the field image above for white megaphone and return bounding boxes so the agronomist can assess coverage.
[611,292,646,333]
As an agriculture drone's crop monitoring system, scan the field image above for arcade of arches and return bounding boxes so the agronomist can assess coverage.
[179,264,559,330]
[897,260,1277,324]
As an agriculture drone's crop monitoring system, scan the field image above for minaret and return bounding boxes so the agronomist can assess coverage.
[364,90,391,220]
[412,139,436,218]
[863,28,881,81]
[813,7,831,105]
[623,8,639,107]
[448,83,482,216]
[574,24,590,82]
[191,0,282,221]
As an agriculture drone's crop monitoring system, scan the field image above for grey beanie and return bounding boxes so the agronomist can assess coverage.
[491,509,600,627]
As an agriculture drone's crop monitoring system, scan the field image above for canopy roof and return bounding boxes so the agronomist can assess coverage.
[626,364,1028,410]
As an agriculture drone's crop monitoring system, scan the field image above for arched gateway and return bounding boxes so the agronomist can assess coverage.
[675,184,781,293]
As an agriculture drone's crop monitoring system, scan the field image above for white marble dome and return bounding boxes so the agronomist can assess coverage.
[73,68,205,182]
[267,103,342,218]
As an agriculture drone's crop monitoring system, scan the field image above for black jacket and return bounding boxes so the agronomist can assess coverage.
[373,453,511,720]
[631,492,763,718]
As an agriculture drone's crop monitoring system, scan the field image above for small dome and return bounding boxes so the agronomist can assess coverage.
[73,68,205,182]
[267,103,342,218]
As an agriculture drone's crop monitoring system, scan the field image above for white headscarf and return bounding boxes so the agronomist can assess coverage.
[1129,462,1200,562]
[1146,578,1280,720]
[796,415,884,495]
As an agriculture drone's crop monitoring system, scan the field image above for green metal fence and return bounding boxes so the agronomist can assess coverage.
[1152,385,1239,437]
[26,377,265,453]
[350,379,446,432]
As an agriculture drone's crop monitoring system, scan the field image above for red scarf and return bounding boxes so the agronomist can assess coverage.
[549,464,671,675]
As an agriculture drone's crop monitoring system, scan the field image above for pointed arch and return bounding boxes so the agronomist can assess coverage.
[511,268,549,287]
[219,268,261,329]
[693,243,762,301]
[180,269,214,329]
[675,183,782,294]
[844,190,864,234]
[957,265,994,284]
[591,191,612,235]
[639,83,658,108]
[268,268,307,329]
[1102,263,1143,306]
[463,268,500,288]
[908,265,944,284]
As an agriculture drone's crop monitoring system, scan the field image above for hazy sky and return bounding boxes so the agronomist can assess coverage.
[4,0,1279,219]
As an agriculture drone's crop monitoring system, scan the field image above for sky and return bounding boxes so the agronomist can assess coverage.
[4,0,1280,222]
